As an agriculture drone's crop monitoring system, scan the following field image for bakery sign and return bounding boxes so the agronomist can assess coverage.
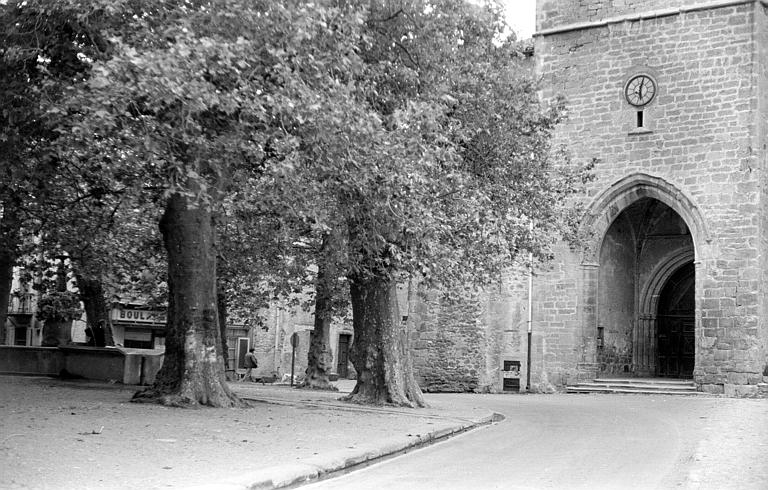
[111,307,167,324]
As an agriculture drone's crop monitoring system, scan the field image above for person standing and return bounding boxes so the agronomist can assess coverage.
[244,348,258,382]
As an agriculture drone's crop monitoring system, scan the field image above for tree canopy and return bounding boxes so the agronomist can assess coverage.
[1,0,590,408]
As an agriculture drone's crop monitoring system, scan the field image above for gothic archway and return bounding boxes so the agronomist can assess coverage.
[636,249,694,376]
[581,173,711,264]
[579,174,707,379]
[655,262,695,378]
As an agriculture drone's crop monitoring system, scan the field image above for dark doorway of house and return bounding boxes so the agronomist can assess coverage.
[656,262,695,378]
[337,334,351,378]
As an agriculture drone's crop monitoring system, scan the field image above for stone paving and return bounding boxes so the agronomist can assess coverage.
[0,376,494,489]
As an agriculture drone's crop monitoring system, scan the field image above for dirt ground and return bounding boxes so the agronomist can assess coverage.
[0,376,489,489]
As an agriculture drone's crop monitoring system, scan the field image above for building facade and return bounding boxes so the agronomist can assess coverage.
[5,1,768,395]
[410,0,768,396]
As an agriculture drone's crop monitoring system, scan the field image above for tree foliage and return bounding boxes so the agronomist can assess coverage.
[45,0,373,406]
[2,0,591,408]
[261,0,592,405]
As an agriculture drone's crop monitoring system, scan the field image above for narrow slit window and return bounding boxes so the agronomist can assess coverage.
[636,110,644,128]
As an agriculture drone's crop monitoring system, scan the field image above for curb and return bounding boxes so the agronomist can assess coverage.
[191,410,503,490]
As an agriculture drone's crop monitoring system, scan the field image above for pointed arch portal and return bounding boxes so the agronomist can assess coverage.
[580,174,709,378]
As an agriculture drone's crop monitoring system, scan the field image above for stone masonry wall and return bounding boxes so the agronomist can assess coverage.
[410,266,530,393]
[536,2,766,394]
[597,215,636,375]
[758,5,768,381]
[528,244,584,390]
[538,0,719,31]
[410,289,486,392]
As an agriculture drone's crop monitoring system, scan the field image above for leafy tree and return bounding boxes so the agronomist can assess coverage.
[0,0,113,343]
[0,0,167,348]
[3,0,589,412]
[284,0,592,406]
[55,0,369,407]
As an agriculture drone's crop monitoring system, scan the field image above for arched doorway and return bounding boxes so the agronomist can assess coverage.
[656,262,695,378]
[580,174,711,383]
[596,197,694,377]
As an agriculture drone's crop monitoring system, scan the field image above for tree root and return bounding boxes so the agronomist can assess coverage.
[131,386,247,408]
[340,391,424,408]
[298,379,339,391]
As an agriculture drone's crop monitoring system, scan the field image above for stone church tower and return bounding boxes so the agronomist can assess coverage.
[409,0,768,396]
[531,0,768,395]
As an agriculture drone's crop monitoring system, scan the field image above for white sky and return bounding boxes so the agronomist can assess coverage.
[502,0,536,39]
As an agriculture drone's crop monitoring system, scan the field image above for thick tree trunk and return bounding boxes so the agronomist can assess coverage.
[216,282,229,371]
[0,203,20,345]
[77,275,113,346]
[343,274,424,407]
[0,250,14,346]
[132,193,243,408]
[301,235,338,391]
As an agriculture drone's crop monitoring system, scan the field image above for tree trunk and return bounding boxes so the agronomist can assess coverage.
[216,282,229,372]
[301,235,339,391]
[343,274,424,407]
[132,193,243,408]
[0,249,14,346]
[77,275,114,346]
[0,203,20,345]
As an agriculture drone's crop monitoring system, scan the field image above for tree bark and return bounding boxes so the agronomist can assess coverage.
[0,256,14,345]
[343,274,424,407]
[301,234,339,391]
[0,203,20,345]
[77,275,114,346]
[0,249,14,346]
[216,282,229,371]
[132,193,243,408]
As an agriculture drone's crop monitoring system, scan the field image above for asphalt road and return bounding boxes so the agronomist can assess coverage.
[304,393,768,490]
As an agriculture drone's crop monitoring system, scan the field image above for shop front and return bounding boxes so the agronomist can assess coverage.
[110,306,166,350]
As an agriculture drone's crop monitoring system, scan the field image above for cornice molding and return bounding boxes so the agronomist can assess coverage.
[535,0,763,37]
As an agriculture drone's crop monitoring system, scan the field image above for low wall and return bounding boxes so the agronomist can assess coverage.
[0,345,164,385]
[0,346,64,376]
[121,349,164,385]
[59,346,125,381]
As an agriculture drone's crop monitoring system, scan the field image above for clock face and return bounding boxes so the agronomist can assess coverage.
[625,75,657,107]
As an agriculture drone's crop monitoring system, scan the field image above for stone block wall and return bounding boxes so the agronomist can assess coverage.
[538,0,717,31]
[527,244,585,390]
[536,1,767,393]
[597,215,636,375]
[410,289,485,392]
[253,303,353,381]
[758,4,768,390]
[409,267,530,393]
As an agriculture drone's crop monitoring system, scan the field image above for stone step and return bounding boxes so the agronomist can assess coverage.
[586,381,696,391]
[566,385,703,395]
[593,377,694,386]
[567,378,700,395]
[571,383,697,393]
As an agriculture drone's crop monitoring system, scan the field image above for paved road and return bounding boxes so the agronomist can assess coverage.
[304,394,768,490]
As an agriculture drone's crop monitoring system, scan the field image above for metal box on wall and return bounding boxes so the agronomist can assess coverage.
[502,360,521,392]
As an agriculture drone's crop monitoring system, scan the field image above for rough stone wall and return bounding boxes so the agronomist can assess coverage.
[409,267,530,393]
[597,214,636,374]
[483,271,530,390]
[252,303,352,380]
[528,243,584,390]
[536,1,766,394]
[410,290,485,392]
[538,0,715,31]
[758,5,768,381]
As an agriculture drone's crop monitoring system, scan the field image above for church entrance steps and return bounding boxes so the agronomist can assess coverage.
[566,378,701,395]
